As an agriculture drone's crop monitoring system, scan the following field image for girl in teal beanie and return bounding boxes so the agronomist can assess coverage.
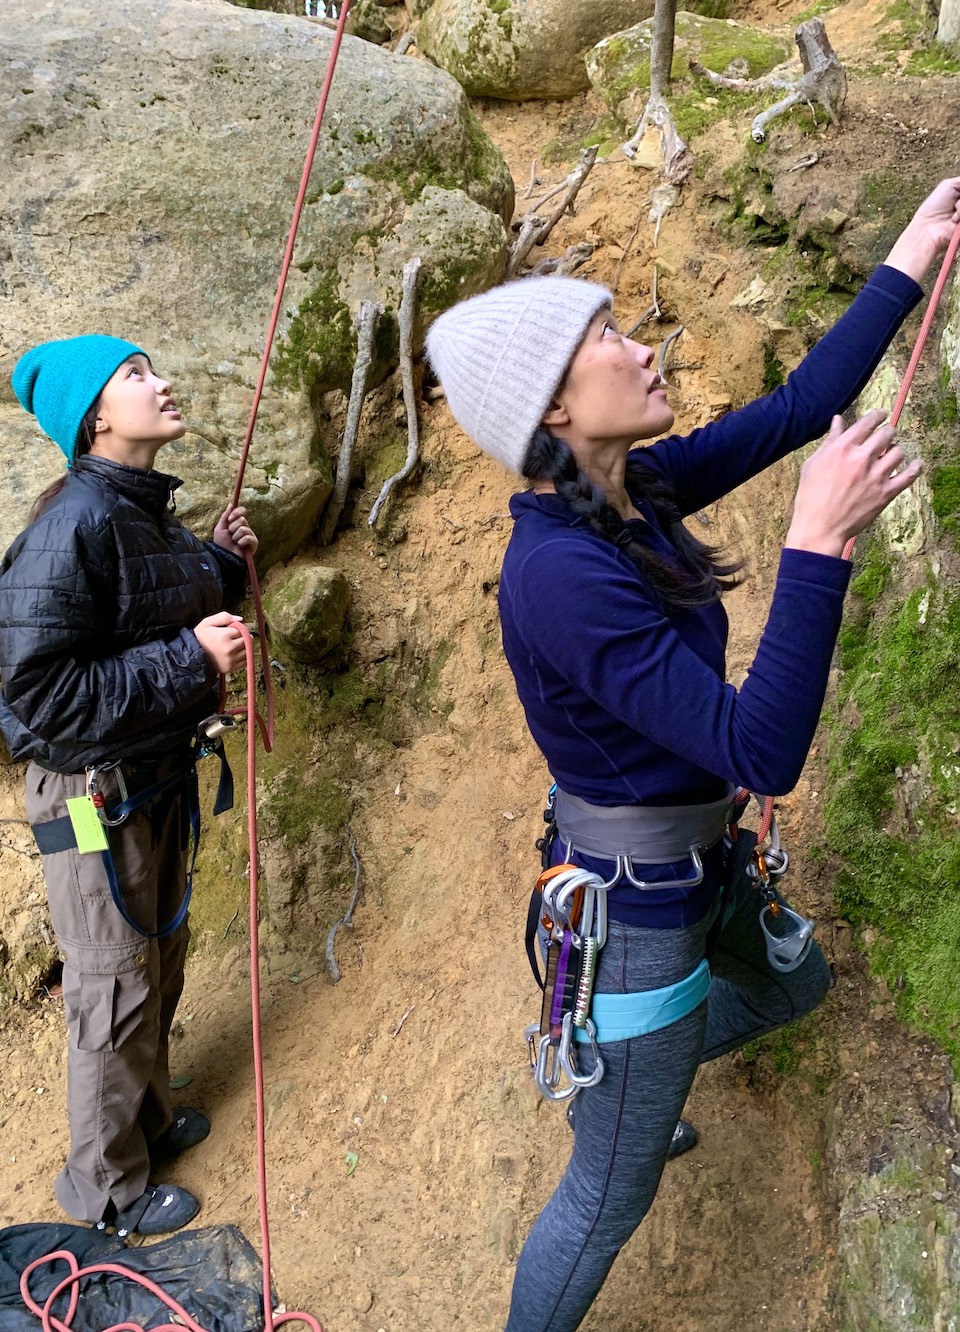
[1,335,258,1238]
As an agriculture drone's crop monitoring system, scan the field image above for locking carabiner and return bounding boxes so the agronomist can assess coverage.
[85,763,130,827]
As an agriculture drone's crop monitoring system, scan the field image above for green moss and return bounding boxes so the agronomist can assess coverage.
[905,46,960,74]
[861,171,926,251]
[930,464,960,543]
[824,577,960,1059]
[273,270,355,394]
[762,343,786,393]
[671,87,761,141]
[922,366,960,434]
[739,1012,821,1077]
[687,0,732,17]
[795,0,843,18]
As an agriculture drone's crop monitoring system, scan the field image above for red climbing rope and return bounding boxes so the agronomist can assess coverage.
[21,5,354,1331]
[755,219,960,847]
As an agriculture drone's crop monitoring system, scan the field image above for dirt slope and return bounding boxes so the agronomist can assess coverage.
[1,3,958,1329]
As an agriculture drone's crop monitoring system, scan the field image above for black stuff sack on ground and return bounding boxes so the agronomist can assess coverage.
[0,1222,267,1332]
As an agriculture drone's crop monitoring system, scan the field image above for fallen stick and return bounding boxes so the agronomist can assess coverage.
[369,257,422,527]
[319,299,383,545]
[325,835,365,984]
[529,240,598,277]
[625,268,662,337]
[507,146,598,278]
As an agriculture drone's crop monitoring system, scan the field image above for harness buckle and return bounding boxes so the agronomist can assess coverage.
[85,764,130,827]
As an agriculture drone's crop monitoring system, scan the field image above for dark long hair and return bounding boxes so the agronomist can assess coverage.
[27,401,98,523]
[522,427,742,614]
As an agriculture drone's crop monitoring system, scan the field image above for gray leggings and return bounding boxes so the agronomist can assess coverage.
[504,864,831,1332]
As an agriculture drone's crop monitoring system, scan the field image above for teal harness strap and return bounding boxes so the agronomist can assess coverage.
[575,958,711,1044]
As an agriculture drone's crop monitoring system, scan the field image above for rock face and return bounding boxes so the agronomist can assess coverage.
[415,0,654,100]
[0,0,512,562]
[587,11,791,123]
[263,560,351,662]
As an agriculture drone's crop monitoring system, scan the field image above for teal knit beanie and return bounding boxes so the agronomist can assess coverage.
[12,334,145,460]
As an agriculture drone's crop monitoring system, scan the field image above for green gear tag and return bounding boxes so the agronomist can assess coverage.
[66,796,110,854]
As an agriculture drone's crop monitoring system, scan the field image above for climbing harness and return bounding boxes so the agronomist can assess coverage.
[30,718,236,941]
[21,4,357,1331]
[524,782,809,1101]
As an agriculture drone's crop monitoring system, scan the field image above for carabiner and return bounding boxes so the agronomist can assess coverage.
[85,764,129,827]
[558,1012,604,1090]
[532,1030,579,1103]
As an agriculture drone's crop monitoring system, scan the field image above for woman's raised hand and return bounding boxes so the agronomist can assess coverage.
[884,177,960,283]
[194,611,247,674]
[785,409,922,559]
[213,505,259,557]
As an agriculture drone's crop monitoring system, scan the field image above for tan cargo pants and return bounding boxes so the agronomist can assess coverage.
[26,761,190,1223]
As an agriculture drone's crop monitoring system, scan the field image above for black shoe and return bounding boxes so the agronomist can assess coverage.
[667,1118,698,1159]
[149,1107,210,1165]
[107,1184,200,1238]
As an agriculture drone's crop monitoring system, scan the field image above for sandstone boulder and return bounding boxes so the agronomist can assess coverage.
[0,0,513,562]
[263,559,351,662]
[415,0,654,100]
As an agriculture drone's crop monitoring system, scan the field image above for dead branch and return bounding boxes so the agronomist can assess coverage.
[369,257,422,527]
[319,299,383,545]
[648,183,679,248]
[524,159,540,199]
[394,30,416,55]
[529,241,598,277]
[751,20,847,142]
[658,325,683,383]
[611,210,645,292]
[689,58,798,93]
[625,267,663,337]
[506,146,598,278]
[325,835,364,985]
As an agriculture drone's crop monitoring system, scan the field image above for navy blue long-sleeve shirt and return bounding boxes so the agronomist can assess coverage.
[499,264,921,817]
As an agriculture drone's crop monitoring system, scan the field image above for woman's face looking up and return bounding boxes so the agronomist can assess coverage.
[542,312,676,453]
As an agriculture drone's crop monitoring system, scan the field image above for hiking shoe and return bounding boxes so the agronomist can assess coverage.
[667,1118,698,1160]
[149,1107,210,1165]
[113,1184,200,1238]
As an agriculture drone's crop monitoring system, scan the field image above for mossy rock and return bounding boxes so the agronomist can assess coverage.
[586,11,790,124]
[416,0,655,101]
[835,1132,960,1331]
[262,559,351,663]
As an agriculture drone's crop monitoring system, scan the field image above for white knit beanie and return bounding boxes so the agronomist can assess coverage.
[425,276,613,475]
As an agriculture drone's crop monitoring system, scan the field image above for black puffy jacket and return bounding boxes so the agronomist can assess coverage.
[0,454,247,773]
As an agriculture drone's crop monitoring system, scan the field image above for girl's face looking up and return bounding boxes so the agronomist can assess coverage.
[542,312,676,454]
[91,354,186,464]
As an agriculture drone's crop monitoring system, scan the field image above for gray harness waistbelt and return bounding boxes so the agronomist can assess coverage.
[554,786,735,864]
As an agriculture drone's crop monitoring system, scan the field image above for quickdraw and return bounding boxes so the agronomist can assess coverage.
[525,863,608,1102]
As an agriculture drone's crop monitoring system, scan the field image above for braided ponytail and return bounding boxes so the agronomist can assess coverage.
[521,428,741,614]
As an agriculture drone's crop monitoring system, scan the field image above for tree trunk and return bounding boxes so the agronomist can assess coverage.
[649,0,678,100]
[938,0,960,44]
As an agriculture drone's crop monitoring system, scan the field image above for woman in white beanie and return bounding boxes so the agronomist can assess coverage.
[426,177,960,1331]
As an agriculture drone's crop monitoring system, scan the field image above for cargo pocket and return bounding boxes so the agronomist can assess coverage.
[72,950,152,1053]
[76,972,120,1053]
